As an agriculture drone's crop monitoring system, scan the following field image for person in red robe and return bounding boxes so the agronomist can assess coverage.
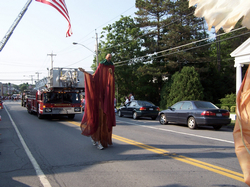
[79,53,116,150]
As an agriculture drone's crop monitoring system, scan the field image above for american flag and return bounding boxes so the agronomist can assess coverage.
[36,0,72,37]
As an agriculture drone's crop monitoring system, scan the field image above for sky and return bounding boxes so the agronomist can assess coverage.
[0,0,137,85]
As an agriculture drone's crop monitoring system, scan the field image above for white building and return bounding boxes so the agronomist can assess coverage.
[231,37,250,93]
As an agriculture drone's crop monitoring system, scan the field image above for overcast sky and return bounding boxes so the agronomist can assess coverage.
[0,0,137,84]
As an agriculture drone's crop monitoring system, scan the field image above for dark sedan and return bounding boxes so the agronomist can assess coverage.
[158,100,231,130]
[118,100,160,120]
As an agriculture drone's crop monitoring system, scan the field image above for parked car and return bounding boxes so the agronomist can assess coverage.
[158,100,231,130]
[118,100,160,120]
[0,100,2,109]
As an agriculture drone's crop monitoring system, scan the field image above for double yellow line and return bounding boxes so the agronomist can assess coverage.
[68,121,244,183]
[113,134,244,183]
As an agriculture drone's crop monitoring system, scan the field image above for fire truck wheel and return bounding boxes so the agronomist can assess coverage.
[37,112,43,119]
[27,104,32,114]
[68,114,75,119]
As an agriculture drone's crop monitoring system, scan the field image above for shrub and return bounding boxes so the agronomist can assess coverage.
[221,106,229,110]
[230,106,236,113]
[220,93,236,106]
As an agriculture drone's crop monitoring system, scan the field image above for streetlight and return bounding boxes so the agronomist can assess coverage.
[73,41,99,67]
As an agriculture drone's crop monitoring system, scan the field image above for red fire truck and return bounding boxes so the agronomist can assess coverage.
[26,68,84,119]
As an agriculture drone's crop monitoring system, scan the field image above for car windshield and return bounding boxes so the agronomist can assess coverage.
[44,92,81,104]
[137,101,155,106]
[193,101,218,109]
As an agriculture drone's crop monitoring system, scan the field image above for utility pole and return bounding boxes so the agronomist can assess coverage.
[35,72,42,81]
[47,51,56,70]
[95,30,99,66]
[216,30,221,72]
[24,75,34,85]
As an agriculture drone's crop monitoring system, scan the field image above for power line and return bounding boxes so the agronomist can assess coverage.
[114,26,247,67]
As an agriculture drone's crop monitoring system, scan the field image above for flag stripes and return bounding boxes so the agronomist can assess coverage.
[36,0,72,37]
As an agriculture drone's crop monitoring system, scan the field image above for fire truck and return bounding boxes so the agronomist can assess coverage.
[26,68,84,119]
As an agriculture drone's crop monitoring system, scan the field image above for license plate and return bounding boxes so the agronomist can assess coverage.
[216,113,222,117]
[149,108,153,110]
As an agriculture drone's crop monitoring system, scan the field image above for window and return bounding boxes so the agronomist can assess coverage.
[138,101,154,106]
[130,101,137,107]
[171,102,183,110]
[194,101,217,109]
[44,92,81,104]
[181,102,192,110]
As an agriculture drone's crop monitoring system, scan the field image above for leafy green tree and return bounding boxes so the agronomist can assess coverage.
[135,0,210,105]
[208,25,250,100]
[19,83,29,92]
[167,66,204,106]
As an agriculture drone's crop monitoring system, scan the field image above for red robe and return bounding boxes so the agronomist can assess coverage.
[80,64,116,147]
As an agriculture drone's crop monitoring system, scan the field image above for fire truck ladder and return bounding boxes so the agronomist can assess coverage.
[0,0,32,52]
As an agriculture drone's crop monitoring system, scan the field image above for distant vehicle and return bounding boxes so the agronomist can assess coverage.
[0,100,3,109]
[12,94,20,100]
[158,100,231,130]
[118,100,160,120]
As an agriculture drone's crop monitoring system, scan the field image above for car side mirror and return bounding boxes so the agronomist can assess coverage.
[168,107,175,111]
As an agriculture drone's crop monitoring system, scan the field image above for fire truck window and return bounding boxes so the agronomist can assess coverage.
[63,93,81,104]
[63,93,72,103]
[44,92,81,104]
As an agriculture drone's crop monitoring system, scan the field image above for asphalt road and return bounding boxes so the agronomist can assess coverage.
[0,101,247,187]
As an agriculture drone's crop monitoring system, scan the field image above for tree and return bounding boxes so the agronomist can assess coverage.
[135,0,210,105]
[167,66,204,106]
[135,0,171,53]
[19,83,29,92]
[208,25,250,101]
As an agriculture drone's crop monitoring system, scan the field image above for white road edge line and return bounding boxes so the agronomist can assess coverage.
[4,103,52,187]
[116,119,234,144]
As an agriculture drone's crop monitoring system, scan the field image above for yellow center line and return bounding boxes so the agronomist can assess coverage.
[67,120,244,183]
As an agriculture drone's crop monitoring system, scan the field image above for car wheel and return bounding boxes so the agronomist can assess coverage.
[188,117,197,129]
[213,125,222,130]
[118,110,123,117]
[133,112,138,120]
[159,114,167,125]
